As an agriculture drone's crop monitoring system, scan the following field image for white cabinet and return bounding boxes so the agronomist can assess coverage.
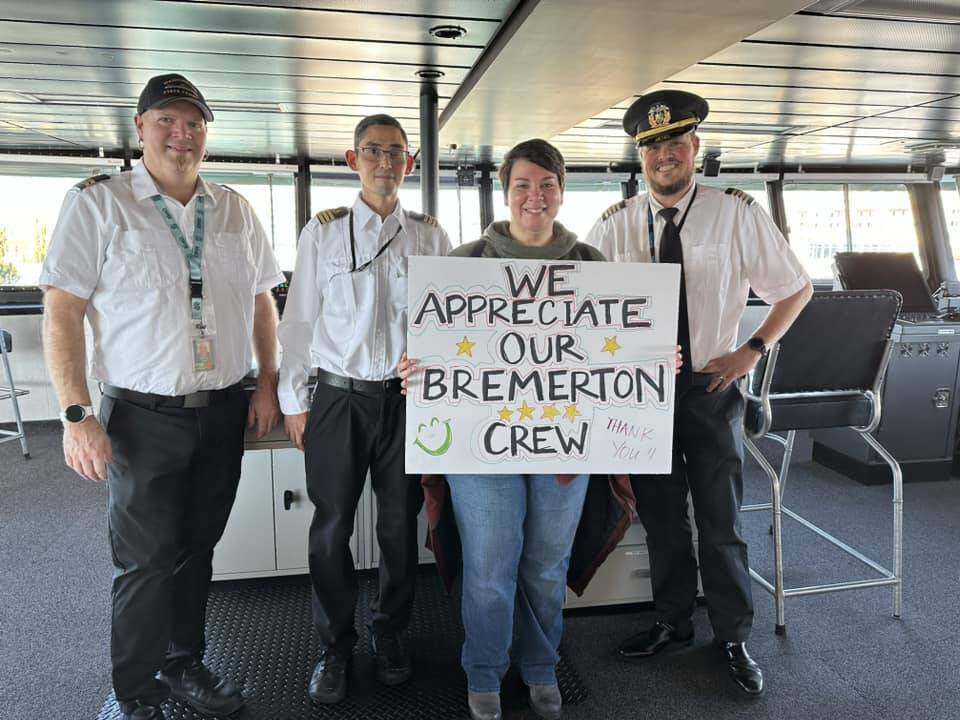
[566,499,699,609]
[212,428,378,580]
[213,450,276,576]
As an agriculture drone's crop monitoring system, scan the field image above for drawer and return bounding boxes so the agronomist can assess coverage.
[565,543,652,608]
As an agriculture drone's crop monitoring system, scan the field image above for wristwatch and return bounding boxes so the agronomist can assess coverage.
[60,404,95,425]
[747,336,769,357]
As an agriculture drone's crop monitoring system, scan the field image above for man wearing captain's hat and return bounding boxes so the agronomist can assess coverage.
[585,89,813,697]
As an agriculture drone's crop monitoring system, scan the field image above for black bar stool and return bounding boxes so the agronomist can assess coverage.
[0,328,31,458]
[742,290,903,634]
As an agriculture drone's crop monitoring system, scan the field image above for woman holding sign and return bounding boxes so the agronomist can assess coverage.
[404,139,624,720]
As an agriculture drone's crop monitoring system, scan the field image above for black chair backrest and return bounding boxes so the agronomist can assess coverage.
[752,290,902,395]
[834,251,935,314]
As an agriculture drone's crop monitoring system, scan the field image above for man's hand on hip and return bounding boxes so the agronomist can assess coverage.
[63,419,112,482]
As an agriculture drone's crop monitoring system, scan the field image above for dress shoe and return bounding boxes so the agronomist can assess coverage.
[618,620,694,659]
[308,649,350,704]
[528,683,562,720]
[158,661,244,716]
[121,701,166,720]
[467,690,502,720]
[717,641,764,697]
[371,631,413,685]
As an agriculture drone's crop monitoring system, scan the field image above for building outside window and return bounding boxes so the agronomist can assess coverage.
[0,161,120,286]
[942,179,960,276]
[202,168,297,270]
[783,182,918,281]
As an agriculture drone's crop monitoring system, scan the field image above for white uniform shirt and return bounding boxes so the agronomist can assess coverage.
[584,183,810,371]
[40,162,284,395]
[277,195,452,414]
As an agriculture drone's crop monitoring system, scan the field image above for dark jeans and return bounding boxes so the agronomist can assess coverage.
[631,382,754,642]
[103,386,248,706]
[303,382,422,652]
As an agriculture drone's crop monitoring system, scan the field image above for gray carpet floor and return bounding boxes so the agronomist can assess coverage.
[2,423,958,720]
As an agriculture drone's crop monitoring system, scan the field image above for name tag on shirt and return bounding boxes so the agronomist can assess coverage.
[192,335,216,371]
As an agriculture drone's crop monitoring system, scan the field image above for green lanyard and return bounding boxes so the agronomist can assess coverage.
[151,194,206,324]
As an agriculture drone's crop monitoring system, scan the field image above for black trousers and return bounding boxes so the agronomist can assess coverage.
[630,382,754,642]
[102,387,248,707]
[304,382,423,652]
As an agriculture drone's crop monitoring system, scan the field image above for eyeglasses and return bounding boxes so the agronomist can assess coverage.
[357,146,409,163]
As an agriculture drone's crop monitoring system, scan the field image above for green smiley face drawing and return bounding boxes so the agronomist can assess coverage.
[414,417,453,456]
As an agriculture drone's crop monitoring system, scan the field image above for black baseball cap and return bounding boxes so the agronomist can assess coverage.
[136,73,214,122]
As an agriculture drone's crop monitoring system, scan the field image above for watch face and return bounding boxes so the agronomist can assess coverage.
[749,337,766,353]
[64,405,87,423]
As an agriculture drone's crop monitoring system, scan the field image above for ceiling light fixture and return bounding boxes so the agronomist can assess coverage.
[429,24,467,40]
[415,69,445,80]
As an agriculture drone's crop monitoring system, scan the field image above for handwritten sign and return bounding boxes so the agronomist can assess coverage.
[405,256,679,474]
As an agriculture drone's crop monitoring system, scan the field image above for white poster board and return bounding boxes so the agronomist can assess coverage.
[405,256,679,475]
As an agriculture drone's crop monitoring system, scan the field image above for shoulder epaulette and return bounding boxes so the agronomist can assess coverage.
[315,206,349,224]
[406,210,439,228]
[72,174,111,191]
[220,184,237,194]
[724,187,755,205]
[601,200,626,221]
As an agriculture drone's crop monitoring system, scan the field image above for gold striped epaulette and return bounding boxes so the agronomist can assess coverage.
[406,210,439,227]
[315,206,349,224]
[724,187,754,205]
[72,174,111,191]
[601,200,626,221]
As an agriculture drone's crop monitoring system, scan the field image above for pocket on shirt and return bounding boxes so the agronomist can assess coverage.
[208,232,255,286]
[324,260,371,345]
[109,230,179,289]
[390,256,409,310]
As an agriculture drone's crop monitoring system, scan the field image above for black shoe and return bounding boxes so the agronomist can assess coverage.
[158,661,244,716]
[121,701,166,720]
[371,631,413,686]
[308,649,350,704]
[618,620,694,659]
[718,641,764,697]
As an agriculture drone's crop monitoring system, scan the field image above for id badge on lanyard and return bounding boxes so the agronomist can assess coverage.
[151,194,216,371]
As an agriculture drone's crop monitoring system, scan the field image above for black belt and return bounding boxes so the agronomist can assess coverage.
[102,383,240,409]
[682,371,732,390]
[315,369,403,395]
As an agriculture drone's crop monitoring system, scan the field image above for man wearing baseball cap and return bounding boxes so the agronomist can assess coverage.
[585,89,812,697]
[40,73,284,719]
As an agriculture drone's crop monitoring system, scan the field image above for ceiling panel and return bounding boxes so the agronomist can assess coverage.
[0,24,480,69]
[1,2,500,46]
[750,11,960,51]
[1,0,959,168]
[709,42,960,80]
[666,64,958,101]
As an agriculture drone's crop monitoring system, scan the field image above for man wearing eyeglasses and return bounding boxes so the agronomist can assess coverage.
[278,114,451,704]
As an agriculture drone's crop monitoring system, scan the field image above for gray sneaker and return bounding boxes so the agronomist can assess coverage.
[467,689,502,720]
[529,683,562,720]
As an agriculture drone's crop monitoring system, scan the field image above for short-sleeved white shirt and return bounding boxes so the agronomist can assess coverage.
[40,162,284,395]
[277,195,452,414]
[584,183,810,371]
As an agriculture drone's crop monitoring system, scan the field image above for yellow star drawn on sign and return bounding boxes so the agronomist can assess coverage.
[456,336,476,357]
[498,406,514,422]
[564,404,581,422]
[541,404,560,422]
[601,336,622,356]
[518,401,535,421]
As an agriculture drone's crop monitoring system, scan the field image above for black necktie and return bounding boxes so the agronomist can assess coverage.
[659,207,691,382]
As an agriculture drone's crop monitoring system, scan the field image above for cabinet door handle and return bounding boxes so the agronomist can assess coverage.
[283,489,297,510]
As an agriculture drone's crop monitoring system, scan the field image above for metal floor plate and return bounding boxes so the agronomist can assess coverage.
[98,569,587,719]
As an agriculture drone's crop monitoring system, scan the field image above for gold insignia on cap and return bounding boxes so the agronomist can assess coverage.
[648,103,671,129]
